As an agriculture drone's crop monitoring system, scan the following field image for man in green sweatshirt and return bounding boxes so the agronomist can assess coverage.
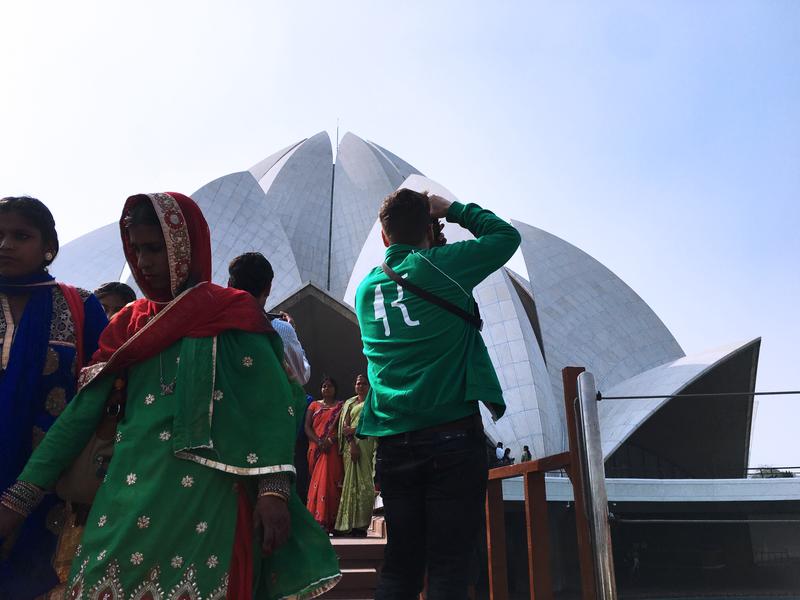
[355,188,521,599]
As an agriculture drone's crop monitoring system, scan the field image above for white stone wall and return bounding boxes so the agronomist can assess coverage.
[191,171,303,304]
[598,339,760,458]
[259,131,333,288]
[503,474,800,503]
[51,222,126,291]
[515,220,685,404]
[329,133,416,300]
[477,268,566,459]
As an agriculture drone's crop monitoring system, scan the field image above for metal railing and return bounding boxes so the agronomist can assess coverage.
[597,390,800,400]
[484,366,614,600]
[484,370,798,600]
[576,372,618,600]
[485,453,570,600]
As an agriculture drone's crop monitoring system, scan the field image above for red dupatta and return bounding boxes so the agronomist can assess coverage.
[82,192,271,385]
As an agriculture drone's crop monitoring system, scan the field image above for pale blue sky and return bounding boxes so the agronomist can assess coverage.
[1,1,797,466]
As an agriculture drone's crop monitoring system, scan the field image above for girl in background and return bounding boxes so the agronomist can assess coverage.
[93,281,137,319]
[0,196,107,599]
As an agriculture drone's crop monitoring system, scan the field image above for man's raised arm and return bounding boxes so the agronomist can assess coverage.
[429,194,521,290]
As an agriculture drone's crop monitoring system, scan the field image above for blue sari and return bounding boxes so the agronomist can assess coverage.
[0,272,107,599]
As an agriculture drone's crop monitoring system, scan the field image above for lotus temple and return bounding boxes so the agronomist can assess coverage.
[53,132,799,595]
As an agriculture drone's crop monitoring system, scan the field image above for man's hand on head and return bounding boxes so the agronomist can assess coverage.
[428,194,452,219]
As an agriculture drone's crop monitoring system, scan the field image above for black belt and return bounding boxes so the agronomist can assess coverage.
[379,413,483,445]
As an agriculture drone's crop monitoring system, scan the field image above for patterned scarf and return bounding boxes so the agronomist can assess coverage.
[83,193,273,387]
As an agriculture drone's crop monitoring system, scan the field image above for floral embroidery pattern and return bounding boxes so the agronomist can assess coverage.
[128,566,164,599]
[181,475,195,488]
[115,430,122,443]
[208,574,230,600]
[150,193,192,296]
[159,430,171,441]
[97,549,107,562]
[242,356,254,367]
[77,362,104,390]
[137,515,150,529]
[170,555,184,569]
[196,521,208,534]
[97,515,107,528]
[49,289,77,344]
[86,560,122,599]
[167,565,200,600]
[42,347,60,376]
[130,551,144,565]
[212,389,224,402]
[207,555,219,568]
[246,453,258,464]
[126,473,137,485]
[45,387,67,416]
[288,406,295,417]
[31,426,45,449]
[144,393,156,405]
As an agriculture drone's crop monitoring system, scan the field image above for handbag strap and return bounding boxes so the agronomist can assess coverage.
[381,262,483,331]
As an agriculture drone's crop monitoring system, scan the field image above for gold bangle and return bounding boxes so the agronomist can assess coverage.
[258,491,288,502]
[1,497,28,517]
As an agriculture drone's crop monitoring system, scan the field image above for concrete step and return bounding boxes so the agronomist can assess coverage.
[331,537,387,559]
[321,588,374,599]
[321,515,388,598]
[332,537,386,572]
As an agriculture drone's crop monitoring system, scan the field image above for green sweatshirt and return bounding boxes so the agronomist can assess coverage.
[355,201,522,437]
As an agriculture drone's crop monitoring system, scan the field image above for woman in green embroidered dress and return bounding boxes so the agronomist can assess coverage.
[334,374,376,536]
[0,192,339,599]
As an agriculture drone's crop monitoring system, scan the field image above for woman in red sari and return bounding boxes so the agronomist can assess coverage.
[304,376,344,533]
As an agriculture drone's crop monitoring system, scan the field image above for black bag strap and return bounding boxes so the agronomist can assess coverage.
[381,262,483,331]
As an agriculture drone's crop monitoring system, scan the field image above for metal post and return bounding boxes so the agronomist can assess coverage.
[562,366,596,600]
[576,372,617,600]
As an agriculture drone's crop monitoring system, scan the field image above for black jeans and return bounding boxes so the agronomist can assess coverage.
[374,424,488,600]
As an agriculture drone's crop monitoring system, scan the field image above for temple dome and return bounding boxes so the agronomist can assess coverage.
[52,132,760,475]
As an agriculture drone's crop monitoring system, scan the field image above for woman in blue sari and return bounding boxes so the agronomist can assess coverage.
[0,196,107,599]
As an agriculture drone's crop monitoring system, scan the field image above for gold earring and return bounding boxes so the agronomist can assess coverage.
[45,252,54,261]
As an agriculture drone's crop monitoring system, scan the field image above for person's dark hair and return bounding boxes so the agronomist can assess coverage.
[523,445,530,451]
[124,196,160,228]
[496,442,503,448]
[0,196,59,265]
[228,252,274,298]
[321,375,338,397]
[379,188,431,245]
[94,281,137,304]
